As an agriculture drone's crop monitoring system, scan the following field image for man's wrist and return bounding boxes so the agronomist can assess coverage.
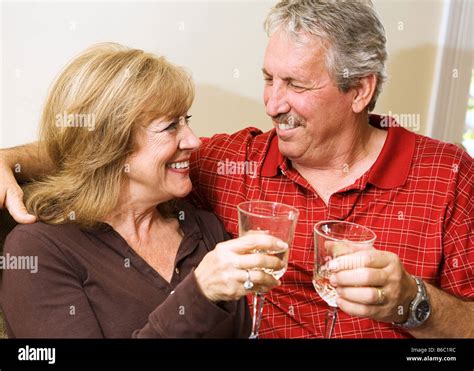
[0,148,17,169]
[393,276,431,329]
[393,274,418,323]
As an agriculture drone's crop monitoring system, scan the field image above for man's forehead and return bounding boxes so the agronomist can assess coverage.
[266,29,325,53]
[263,30,327,76]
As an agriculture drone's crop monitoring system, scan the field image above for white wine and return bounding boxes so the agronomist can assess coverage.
[312,265,338,307]
[252,248,289,279]
[240,229,290,279]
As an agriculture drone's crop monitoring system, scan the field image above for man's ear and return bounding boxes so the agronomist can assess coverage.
[351,74,377,113]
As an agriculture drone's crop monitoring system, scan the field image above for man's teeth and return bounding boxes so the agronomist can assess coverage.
[167,160,189,169]
[278,123,297,130]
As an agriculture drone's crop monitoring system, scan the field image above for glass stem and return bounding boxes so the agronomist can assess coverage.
[249,292,266,339]
[324,306,338,339]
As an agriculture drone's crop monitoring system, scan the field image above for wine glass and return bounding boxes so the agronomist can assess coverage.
[313,220,376,338]
[237,201,299,339]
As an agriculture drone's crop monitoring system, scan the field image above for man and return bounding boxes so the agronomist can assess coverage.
[1,1,473,338]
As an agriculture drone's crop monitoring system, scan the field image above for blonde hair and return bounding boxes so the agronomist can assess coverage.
[25,42,194,228]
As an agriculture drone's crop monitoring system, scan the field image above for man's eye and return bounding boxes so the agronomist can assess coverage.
[263,77,273,84]
[289,82,306,92]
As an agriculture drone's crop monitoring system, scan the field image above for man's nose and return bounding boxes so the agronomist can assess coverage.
[265,84,291,118]
[179,125,202,151]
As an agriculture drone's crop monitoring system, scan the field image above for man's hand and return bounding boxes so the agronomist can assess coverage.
[0,161,36,223]
[328,249,417,323]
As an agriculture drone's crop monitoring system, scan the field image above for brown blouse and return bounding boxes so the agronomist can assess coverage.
[0,201,251,338]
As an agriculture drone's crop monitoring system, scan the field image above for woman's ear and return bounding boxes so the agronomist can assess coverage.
[351,74,377,113]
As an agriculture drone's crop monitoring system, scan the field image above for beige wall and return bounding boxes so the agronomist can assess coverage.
[1,0,446,147]
[374,0,445,135]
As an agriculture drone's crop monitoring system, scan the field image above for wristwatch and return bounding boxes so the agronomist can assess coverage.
[392,276,431,329]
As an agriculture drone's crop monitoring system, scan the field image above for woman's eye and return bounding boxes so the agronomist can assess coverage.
[158,115,192,133]
[164,122,178,132]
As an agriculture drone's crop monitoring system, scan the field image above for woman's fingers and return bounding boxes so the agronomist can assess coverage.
[236,253,286,271]
[196,235,288,302]
[238,269,280,294]
[221,233,288,254]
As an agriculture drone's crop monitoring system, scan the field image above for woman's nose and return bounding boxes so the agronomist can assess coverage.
[179,125,201,151]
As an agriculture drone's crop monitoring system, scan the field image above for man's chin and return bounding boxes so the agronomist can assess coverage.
[277,141,303,161]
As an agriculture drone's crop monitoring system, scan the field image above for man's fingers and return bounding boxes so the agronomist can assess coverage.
[331,267,386,287]
[325,240,374,257]
[4,187,37,224]
[328,249,390,272]
[336,296,378,319]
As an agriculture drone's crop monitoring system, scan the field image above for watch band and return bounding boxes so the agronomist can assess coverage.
[392,276,431,329]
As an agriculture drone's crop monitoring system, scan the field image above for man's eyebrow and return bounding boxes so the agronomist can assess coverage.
[262,68,303,83]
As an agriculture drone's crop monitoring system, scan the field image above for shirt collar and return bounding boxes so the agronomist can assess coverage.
[261,114,416,189]
[261,130,284,177]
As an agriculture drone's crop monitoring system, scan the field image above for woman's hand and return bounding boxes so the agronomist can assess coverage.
[194,234,288,302]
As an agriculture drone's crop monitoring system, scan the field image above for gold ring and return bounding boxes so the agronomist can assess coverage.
[375,287,385,305]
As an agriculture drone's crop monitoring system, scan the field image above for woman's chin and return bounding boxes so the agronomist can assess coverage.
[170,180,193,199]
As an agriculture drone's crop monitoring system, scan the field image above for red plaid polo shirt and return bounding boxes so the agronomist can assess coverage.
[189,115,474,338]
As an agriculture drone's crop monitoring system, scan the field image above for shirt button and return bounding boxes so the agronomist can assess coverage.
[175,267,180,274]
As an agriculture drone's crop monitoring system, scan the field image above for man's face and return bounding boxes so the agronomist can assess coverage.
[263,30,355,166]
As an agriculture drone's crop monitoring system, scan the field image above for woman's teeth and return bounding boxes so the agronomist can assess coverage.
[167,160,189,169]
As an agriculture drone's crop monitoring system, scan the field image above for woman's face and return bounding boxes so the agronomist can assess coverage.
[126,114,201,206]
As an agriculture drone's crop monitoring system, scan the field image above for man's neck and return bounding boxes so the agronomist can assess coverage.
[292,123,387,204]
[296,117,380,169]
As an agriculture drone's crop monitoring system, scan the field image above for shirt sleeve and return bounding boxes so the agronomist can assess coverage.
[132,270,251,338]
[134,204,251,338]
[1,228,104,338]
[188,128,263,211]
[439,149,474,298]
[187,137,211,210]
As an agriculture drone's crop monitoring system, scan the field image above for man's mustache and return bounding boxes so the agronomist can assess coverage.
[272,114,305,126]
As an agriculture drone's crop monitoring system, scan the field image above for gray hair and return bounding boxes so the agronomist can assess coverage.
[264,0,387,111]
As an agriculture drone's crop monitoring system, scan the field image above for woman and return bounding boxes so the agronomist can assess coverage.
[0,43,286,338]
